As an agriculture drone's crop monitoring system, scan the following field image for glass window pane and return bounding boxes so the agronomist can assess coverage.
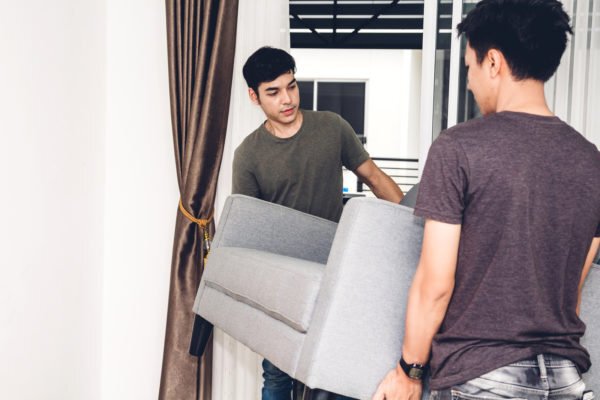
[298,80,314,110]
[316,82,365,135]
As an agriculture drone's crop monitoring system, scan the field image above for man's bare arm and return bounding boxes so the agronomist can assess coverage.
[401,220,460,363]
[354,159,404,203]
[372,220,461,400]
[577,236,600,315]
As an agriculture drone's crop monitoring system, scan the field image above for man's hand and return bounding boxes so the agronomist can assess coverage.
[371,363,423,400]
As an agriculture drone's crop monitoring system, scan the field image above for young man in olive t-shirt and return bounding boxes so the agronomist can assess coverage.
[235,47,403,400]
[373,1,600,400]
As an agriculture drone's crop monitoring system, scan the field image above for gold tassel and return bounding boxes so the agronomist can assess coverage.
[178,199,214,269]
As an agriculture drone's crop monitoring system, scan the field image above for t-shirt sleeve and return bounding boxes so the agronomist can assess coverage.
[232,146,260,198]
[414,133,469,224]
[595,221,600,237]
[338,114,370,170]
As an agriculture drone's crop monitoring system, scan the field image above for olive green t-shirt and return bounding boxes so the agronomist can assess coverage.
[232,110,369,222]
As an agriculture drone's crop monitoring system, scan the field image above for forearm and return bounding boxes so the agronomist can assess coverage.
[366,169,404,203]
[401,268,453,363]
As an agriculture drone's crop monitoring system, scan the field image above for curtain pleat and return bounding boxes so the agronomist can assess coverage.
[159,1,239,399]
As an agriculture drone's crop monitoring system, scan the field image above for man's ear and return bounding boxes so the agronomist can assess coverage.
[487,49,503,78]
[248,88,260,105]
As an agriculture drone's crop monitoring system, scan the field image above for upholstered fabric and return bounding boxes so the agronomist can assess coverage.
[295,199,423,397]
[193,194,596,399]
[198,286,305,377]
[202,247,324,333]
[212,194,337,264]
[194,195,424,399]
[193,194,337,379]
[399,183,419,208]
[580,263,600,391]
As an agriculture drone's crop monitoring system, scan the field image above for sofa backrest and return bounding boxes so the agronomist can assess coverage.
[213,194,337,264]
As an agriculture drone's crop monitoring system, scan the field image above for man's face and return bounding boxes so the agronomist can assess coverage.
[250,71,300,125]
[465,43,496,115]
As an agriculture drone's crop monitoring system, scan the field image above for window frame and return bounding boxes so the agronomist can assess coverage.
[297,78,369,141]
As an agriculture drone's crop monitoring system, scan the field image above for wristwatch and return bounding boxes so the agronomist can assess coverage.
[399,357,428,381]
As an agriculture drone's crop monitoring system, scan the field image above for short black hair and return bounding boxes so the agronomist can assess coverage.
[242,47,297,94]
[457,0,572,82]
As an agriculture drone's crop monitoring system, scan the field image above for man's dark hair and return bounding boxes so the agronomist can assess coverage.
[242,47,297,94]
[457,0,572,82]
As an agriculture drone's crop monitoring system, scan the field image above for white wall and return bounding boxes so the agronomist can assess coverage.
[0,1,175,399]
[291,49,422,159]
[0,1,106,399]
[102,1,176,399]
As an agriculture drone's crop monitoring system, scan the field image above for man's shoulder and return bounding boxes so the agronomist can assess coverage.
[235,125,263,154]
[303,109,341,125]
[442,116,488,140]
[427,118,485,156]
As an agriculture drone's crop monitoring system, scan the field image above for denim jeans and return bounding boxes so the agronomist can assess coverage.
[430,354,594,400]
[261,359,356,400]
[262,359,294,400]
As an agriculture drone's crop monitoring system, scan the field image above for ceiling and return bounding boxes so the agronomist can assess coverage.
[289,0,454,49]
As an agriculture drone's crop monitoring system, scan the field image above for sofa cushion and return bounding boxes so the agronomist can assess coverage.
[203,247,325,333]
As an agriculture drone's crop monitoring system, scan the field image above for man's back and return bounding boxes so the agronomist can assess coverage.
[372,2,599,398]
[415,111,600,388]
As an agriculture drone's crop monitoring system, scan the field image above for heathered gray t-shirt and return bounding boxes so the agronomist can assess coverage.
[232,110,369,222]
[415,111,600,389]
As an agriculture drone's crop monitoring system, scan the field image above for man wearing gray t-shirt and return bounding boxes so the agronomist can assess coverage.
[373,1,600,400]
[235,47,403,400]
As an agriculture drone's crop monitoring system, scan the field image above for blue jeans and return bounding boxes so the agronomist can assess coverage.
[430,354,594,399]
[261,359,356,400]
[262,359,293,400]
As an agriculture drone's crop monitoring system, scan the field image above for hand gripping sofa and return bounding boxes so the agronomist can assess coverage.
[192,194,599,398]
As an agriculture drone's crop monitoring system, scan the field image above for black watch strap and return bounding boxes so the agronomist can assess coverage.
[399,357,427,381]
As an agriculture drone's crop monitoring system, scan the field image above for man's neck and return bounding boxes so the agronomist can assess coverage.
[265,110,303,139]
[495,79,553,116]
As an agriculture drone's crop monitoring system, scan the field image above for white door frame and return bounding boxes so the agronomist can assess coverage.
[419,0,464,175]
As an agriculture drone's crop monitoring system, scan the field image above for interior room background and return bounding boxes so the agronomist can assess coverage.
[0,0,597,399]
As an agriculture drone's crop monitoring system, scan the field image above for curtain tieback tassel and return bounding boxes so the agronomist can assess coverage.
[178,200,213,264]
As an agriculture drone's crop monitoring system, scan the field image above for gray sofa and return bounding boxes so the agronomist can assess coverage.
[581,260,600,392]
[193,194,599,398]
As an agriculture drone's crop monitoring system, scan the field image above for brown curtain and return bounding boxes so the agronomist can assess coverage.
[159,1,238,399]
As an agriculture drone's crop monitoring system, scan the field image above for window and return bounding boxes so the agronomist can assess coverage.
[298,80,366,138]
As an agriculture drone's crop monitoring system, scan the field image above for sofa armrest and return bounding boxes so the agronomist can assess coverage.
[296,197,424,398]
[580,263,600,391]
[212,195,337,264]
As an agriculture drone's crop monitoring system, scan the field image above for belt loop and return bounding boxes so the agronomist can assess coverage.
[537,354,548,381]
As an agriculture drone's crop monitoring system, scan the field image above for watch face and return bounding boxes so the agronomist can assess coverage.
[408,368,424,380]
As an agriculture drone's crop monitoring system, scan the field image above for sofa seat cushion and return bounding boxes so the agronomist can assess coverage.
[203,247,325,333]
